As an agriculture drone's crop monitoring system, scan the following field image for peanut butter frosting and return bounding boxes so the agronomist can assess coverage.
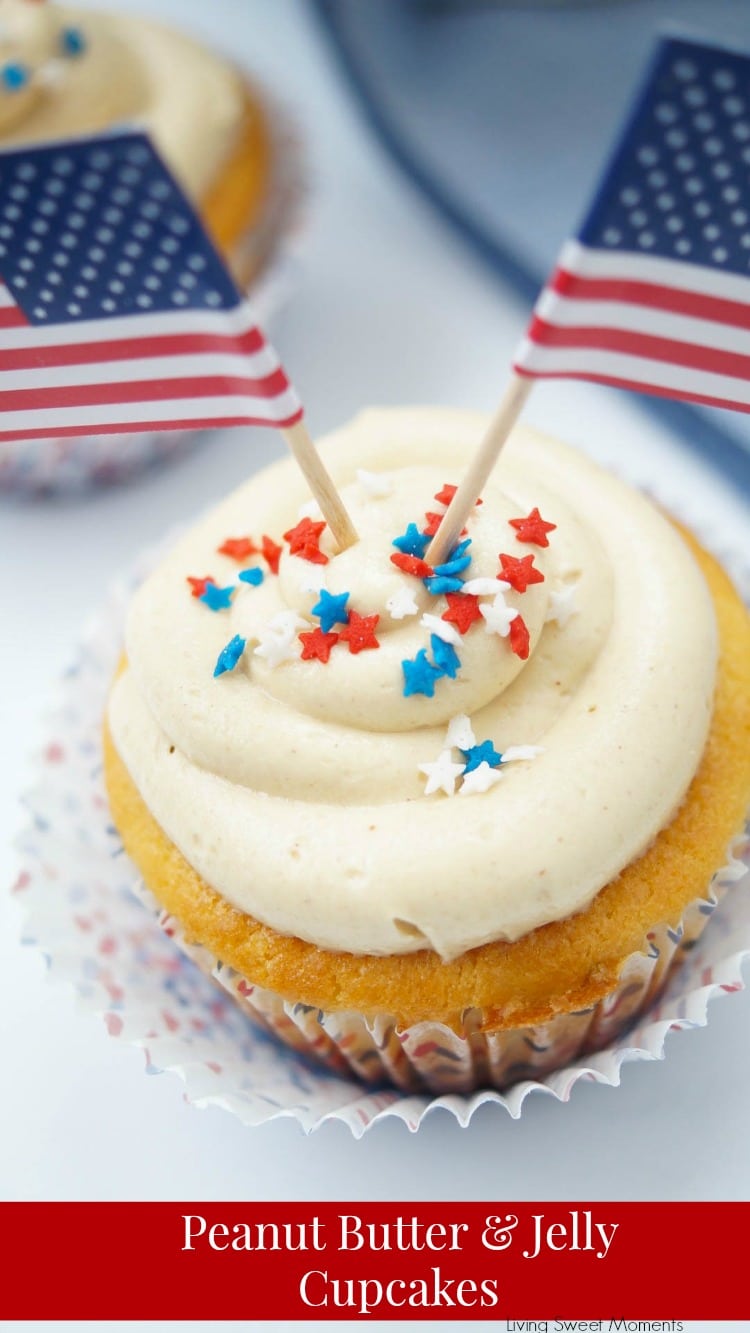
[108,408,719,961]
[0,1,247,198]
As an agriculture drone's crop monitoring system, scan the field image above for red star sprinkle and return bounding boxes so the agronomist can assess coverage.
[261,534,282,575]
[391,552,434,578]
[423,511,468,538]
[187,575,216,598]
[338,611,381,653]
[508,507,557,547]
[442,592,483,635]
[283,517,329,565]
[299,627,340,663]
[434,483,483,508]
[217,536,259,561]
[509,614,530,660]
[498,552,545,592]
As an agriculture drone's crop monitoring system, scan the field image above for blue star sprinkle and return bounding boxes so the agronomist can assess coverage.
[424,574,465,596]
[311,588,350,633]
[238,566,264,586]
[392,524,430,558]
[461,740,502,773]
[199,583,235,611]
[402,650,443,698]
[1,63,29,91]
[433,553,472,577]
[61,26,87,57]
[430,634,461,680]
[213,634,247,678]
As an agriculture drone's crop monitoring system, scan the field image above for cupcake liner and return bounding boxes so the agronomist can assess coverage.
[0,92,308,498]
[13,538,750,1134]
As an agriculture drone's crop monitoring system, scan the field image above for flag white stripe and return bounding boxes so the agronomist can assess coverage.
[0,388,303,433]
[0,300,272,350]
[559,240,750,304]
[535,291,750,357]
[515,338,750,405]
[0,349,288,391]
[0,284,15,308]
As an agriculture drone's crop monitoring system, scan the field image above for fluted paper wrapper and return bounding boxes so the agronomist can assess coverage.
[14,544,750,1135]
[0,92,306,496]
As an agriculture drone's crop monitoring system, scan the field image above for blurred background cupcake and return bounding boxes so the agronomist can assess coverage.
[0,0,305,494]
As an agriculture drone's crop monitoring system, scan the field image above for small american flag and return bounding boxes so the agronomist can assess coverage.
[0,131,302,442]
[514,36,750,415]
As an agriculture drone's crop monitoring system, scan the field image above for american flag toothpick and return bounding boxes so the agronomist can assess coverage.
[429,33,750,565]
[0,129,357,548]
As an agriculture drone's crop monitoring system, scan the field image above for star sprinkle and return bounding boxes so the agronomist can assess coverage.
[434,483,483,509]
[430,634,461,679]
[218,536,258,561]
[283,516,329,565]
[391,552,433,579]
[418,750,465,797]
[480,593,519,638]
[459,762,504,796]
[311,588,351,633]
[420,613,461,646]
[187,575,216,598]
[357,468,394,499]
[433,552,472,577]
[402,650,442,698]
[392,523,431,558]
[238,567,264,586]
[423,511,469,538]
[501,744,543,764]
[339,611,381,654]
[261,535,283,575]
[299,627,340,663]
[387,588,419,619]
[442,592,482,635]
[199,583,235,611]
[546,584,579,628]
[509,614,531,660]
[461,739,502,773]
[213,634,247,678]
[254,611,308,668]
[424,574,465,596]
[499,552,545,592]
[446,714,475,751]
[509,507,557,547]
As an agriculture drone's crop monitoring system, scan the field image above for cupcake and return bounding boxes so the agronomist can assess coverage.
[0,0,299,492]
[103,406,750,1094]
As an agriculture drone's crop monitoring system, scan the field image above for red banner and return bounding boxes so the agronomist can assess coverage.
[0,1202,745,1320]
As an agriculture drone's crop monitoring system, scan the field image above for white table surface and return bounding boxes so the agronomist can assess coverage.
[1,0,749,1275]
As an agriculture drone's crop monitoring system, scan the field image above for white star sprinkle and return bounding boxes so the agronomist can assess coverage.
[445,713,475,751]
[387,588,419,619]
[545,584,579,628]
[420,612,461,645]
[419,749,466,797]
[480,593,519,637]
[501,745,543,764]
[463,577,510,596]
[357,468,394,499]
[254,611,308,668]
[459,762,504,796]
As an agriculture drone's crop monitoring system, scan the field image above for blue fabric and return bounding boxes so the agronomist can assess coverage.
[312,0,750,498]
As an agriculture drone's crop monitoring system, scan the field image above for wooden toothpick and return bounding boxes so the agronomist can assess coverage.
[426,374,533,566]
[282,419,358,552]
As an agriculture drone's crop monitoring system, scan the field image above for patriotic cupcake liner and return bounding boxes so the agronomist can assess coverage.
[13,537,750,1135]
[0,92,307,497]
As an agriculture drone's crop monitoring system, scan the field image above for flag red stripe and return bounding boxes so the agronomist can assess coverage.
[514,363,750,415]
[0,305,29,328]
[551,266,750,331]
[0,408,304,442]
[527,315,750,381]
[0,370,291,412]
[0,326,265,371]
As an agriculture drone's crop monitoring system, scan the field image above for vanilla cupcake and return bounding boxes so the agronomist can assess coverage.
[0,0,297,492]
[103,408,750,1093]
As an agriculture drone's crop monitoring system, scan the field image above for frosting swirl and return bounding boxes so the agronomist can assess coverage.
[109,408,718,960]
[0,2,247,198]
